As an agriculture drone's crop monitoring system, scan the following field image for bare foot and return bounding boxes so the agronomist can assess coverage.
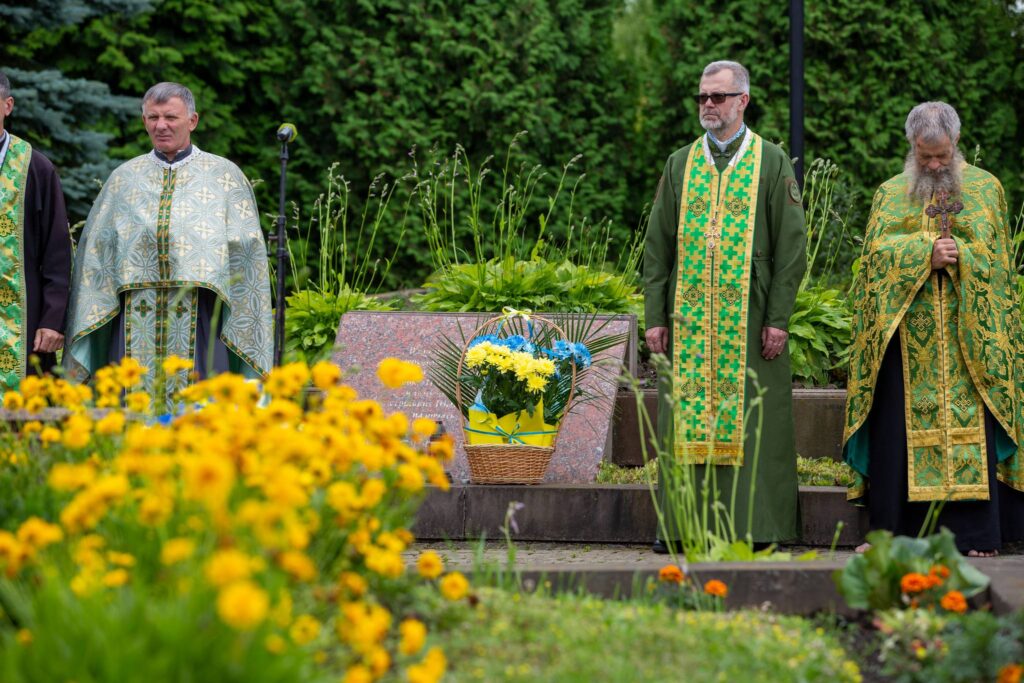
[967,549,999,558]
[855,542,871,554]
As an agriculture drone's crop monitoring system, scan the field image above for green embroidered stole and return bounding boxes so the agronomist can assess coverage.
[0,134,31,389]
[898,203,988,501]
[672,132,763,465]
[123,167,200,401]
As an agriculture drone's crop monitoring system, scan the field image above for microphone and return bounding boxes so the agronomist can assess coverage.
[276,123,297,143]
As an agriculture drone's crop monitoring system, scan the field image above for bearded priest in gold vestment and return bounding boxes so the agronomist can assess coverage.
[843,102,1024,556]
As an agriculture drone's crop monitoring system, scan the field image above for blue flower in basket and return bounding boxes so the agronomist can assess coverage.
[544,339,592,369]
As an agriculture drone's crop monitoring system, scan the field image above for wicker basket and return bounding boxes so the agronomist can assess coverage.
[456,313,577,485]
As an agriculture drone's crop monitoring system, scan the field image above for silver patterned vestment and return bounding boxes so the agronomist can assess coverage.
[64,147,272,385]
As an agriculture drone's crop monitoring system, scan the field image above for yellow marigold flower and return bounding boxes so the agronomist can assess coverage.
[658,565,685,584]
[116,357,147,388]
[411,417,437,439]
[40,426,61,446]
[21,420,42,436]
[376,358,423,389]
[182,456,236,508]
[940,590,968,614]
[0,531,26,576]
[417,551,444,579]
[216,580,269,630]
[365,548,403,578]
[160,538,196,565]
[103,568,130,588]
[3,391,24,411]
[343,664,373,683]
[339,571,368,598]
[289,614,320,645]
[264,399,302,424]
[95,411,126,435]
[703,579,728,598]
[397,464,425,492]
[311,361,342,389]
[138,494,174,527]
[19,376,43,400]
[24,395,47,414]
[205,548,256,587]
[428,434,454,461]
[162,355,193,375]
[360,478,387,508]
[106,551,136,567]
[278,550,317,582]
[407,647,448,683]
[125,391,151,414]
[264,633,287,654]
[16,517,63,550]
[48,462,96,491]
[439,571,469,601]
[367,645,391,676]
[399,618,427,655]
[15,628,32,646]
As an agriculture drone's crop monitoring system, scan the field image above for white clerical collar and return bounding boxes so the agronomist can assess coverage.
[707,123,747,152]
[702,127,753,168]
[149,144,202,171]
[0,130,10,170]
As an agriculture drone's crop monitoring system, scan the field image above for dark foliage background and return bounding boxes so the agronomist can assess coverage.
[3,0,1023,288]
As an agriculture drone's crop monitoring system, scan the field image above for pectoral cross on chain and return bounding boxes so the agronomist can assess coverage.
[926,190,964,239]
[705,213,721,251]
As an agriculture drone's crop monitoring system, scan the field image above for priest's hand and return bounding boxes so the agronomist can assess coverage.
[761,326,788,361]
[931,237,958,269]
[645,326,669,355]
[34,328,64,354]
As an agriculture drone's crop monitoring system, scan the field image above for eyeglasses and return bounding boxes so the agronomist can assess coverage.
[694,92,743,105]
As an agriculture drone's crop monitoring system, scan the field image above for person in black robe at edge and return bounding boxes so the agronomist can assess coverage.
[0,71,72,384]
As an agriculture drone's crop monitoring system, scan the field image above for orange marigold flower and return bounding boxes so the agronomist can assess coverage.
[930,564,951,579]
[997,663,1023,683]
[703,579,728,598]
[940,590,968,614]
[658,565,685,584]
[901,572,930,594]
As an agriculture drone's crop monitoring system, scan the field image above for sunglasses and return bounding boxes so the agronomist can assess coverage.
[694,92,743,105]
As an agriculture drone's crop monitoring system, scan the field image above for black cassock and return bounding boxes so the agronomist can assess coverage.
[19,149,72,374]
[865,337,1024,552]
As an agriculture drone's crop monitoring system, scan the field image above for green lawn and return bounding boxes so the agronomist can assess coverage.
[436,588,862,683]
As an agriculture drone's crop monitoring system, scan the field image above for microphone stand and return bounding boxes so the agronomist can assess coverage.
[271,128,292,368]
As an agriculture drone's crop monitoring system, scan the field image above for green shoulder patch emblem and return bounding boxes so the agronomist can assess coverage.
[786,177,801,205]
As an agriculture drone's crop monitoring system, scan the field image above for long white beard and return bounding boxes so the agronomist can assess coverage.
[701,108,738,134]
[905,148,964,204]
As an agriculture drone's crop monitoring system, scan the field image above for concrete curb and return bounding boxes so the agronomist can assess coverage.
[413,484,869,546]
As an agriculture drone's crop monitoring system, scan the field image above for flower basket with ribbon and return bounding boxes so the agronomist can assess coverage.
[444,309,591,484]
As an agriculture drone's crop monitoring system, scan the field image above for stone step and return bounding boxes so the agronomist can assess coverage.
[413,484,867,547]
[610,388,847,466]
[408,542,1024,615]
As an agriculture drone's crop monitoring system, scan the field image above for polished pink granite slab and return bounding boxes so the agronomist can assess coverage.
[332,311,635,483]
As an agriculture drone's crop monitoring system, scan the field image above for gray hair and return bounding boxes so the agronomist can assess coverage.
[905,102,961,145]
[141,82,196,115]
[702,61,750,94]
[0,71,11,100]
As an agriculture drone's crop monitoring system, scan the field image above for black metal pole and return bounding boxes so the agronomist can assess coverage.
[790,0,805,186]
[273,139,289,367]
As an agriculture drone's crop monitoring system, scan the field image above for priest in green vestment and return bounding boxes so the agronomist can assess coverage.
[643,61,807,552]
[0,71,72,390]
[64,82,272,393]
[843,102,1024,555]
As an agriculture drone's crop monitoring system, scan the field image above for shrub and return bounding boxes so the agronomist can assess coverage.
[0,358,463,682]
